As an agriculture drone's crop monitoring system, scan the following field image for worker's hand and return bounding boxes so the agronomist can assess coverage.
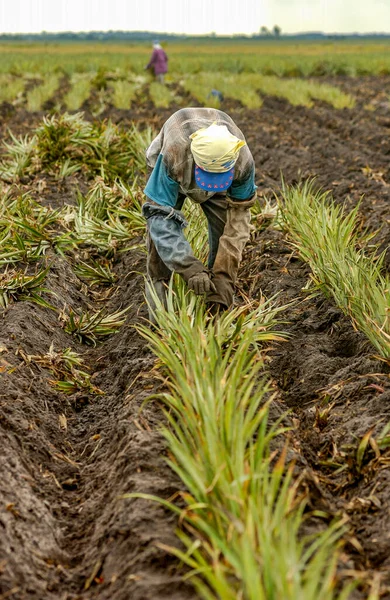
[187,272,216,295]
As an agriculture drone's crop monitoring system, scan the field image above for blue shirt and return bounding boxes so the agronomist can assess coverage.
[144,153,257,207]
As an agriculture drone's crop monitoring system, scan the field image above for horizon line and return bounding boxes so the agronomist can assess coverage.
[1,29,390,37]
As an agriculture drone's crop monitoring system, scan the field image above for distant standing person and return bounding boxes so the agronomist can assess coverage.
[145,41,168,84]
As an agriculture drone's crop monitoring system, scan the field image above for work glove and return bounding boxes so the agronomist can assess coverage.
[187,272,216,295]
[226,194,257,210]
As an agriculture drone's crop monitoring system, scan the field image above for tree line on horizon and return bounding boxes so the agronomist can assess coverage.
[0,30,389,42]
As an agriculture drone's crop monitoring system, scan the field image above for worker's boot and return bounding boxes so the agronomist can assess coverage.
[145,278,169,326]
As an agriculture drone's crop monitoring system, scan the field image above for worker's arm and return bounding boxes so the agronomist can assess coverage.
[146,49,157,69]
[142,202,207,281]
[227,165,257,201]
[143,156,211,288]
[207,166,257,307]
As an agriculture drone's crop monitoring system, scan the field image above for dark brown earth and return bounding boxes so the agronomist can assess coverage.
[1,77,390,599]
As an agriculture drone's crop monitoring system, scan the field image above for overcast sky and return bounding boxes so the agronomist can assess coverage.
[1,0,390,35]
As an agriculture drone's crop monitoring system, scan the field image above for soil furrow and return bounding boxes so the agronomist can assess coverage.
[0,252,196,599]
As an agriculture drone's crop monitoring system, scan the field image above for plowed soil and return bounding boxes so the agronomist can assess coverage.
[1,77,390,600]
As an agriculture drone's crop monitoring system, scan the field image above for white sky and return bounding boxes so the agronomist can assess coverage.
[1,0,389,35]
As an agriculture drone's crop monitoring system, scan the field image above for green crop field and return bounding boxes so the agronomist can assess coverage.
[0,40,379,111]
[0,38,389,600]
[1,40,390,76]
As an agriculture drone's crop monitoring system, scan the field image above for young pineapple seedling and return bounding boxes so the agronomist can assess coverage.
[74,258,117,287]
[26,343,103,395]
[0,266,52,309]
[61,306,130,346]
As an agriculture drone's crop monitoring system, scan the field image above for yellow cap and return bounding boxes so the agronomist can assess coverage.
[190,123,246,173]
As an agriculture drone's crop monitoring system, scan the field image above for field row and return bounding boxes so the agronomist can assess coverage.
[3,41,390,77]
[0,71,355,111]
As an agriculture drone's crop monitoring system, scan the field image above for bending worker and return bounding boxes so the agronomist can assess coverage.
[142,107,257,318]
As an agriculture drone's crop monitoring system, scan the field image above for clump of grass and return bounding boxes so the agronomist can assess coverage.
[305,81,355,109]
[254,75,355,108]
[27,343,103,395]
[251,195,280,231]
[0,229,49,265]
[0,199,48,266]
[81,176,144,221]
[90,121,153,178]
[26,73,60,111]
[149,82,174,108]
[182,72,353,109]
[70,177,145,256]
[35,112,96,167]
[111,80,138,108]
[62,306,130,345]
[0,132,37,181]
[0,113,154,183]
[72,212,142,255]
[74,258,116,286]
[182,72,263,109]
[124,283,353,599]
[0,266,51,309]
[0,175,144,272]
[64,73,93,110]
[280,180,390,360]
[181,202,209,263]
[0,190,74,264]
[0,74,25,104]
[256,74,313,106]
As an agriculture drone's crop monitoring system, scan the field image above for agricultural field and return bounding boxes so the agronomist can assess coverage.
[0,41,389,600]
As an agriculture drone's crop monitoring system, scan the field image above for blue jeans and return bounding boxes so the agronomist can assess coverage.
[145,193,227,279]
